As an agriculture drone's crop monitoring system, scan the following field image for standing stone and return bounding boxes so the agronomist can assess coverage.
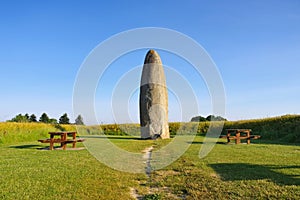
[139,50,169,139]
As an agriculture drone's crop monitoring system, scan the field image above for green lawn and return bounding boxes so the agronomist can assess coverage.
[0,136,299,199]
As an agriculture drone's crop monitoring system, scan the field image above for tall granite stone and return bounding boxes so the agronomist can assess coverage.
[139,50,169,139]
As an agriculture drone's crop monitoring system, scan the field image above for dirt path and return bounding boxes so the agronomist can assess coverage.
[143,146,154,177]
[130,146,154,199]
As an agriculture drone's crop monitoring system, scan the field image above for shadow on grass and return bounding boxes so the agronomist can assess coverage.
[9,144,44,149]
[210,163,300,186]
[81,135,142,140]
[192,137,300,146]
[252,139,300,146]
[106,136,143,140]
[81,135,178,140]
[187,141,228,145]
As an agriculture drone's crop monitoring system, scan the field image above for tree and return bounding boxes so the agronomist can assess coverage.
[75,115,84,125]
[10,114,29,123]
[206,115,227,121]
[24,113,29,120]
[191,116,206,122]
[39,113,50,123]
[29,114,37,122]
[191,115,227,122]
[49,118,58,124]
[59,113,70,124]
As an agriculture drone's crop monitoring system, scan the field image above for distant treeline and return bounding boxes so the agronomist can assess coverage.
[190,115,227,122]
[7,113,84,125]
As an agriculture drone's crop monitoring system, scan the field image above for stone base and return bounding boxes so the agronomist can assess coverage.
[141,124,170,139]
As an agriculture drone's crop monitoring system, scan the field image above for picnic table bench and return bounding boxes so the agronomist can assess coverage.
[219,129,261,144]
[38,131,85,150]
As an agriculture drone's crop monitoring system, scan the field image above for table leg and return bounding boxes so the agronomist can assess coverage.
[62,133,67,150]
[247,131,251,144]
[72,133,76,148]
[60,134,64,148]
[226,132,231,143]
[235,132,240,144]
[50,134,54,150]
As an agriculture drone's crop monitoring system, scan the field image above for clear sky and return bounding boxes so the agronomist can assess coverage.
[0,0,299,124]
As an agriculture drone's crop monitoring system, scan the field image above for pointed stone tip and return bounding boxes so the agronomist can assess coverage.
[144,49,162,64]
[149,49,156,54]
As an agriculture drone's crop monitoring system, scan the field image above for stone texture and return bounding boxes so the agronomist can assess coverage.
[139,50,169,139]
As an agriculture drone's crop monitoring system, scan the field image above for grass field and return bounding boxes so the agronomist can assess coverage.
[0,136,299,199]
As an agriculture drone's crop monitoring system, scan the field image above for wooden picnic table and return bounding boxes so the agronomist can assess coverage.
[219,129,261,144]
[38,131,85,150]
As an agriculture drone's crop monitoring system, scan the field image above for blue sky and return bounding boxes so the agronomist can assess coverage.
[0,0,299,124]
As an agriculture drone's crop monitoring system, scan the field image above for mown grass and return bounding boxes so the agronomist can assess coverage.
[0,115,299,199]
[0,136,299,199]
[150,137,300,199]
[0,140,147,200]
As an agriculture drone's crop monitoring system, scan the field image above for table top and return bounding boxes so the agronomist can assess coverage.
[48,131,77,135]
[226,129,252,132]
